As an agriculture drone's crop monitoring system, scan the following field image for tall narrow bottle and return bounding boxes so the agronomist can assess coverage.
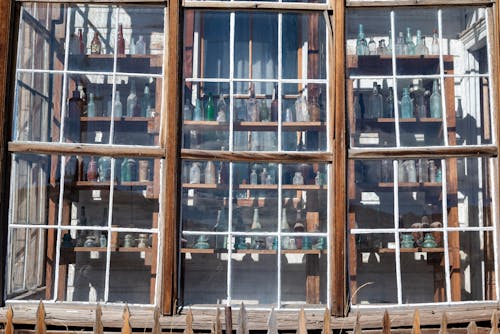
[368,37,377,55]
[395,32,405,56]
[405,27,415,55]
[414,30,429,55]
[204,161,216,184]
[129,37,136,55]
[135,35,146,54]
[368,82,383,119]
[117,24,125,55]
[430,79,442,118]
[114,91,123,117]
[78,29,85,54]
[142,84,151,116]
[126,79,138,117]
[90,31,101,54]
[271,86,278,121]
[356,24,369,56]
[247,84,258,122]
[280,208,290,249]
[206,93,215,121]
[384,88,394,118]
[87,93,96,117]
[400,87,413,119]
[216,95,227,122]
[431,29,440,55]
[67,89,82,142]
[411,79,428,118]
[193,97,203,121]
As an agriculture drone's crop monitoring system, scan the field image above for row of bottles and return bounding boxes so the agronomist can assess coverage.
[69,25,148,56]
[356,24,439,56]
[184,91,228,122]
[355,159,441,184]
[355,79,442,120]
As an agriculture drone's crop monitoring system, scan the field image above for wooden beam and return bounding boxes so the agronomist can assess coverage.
[181,149,333,163]
[349,146,497,160]
[182,1,329,11]
[346,0,493,7]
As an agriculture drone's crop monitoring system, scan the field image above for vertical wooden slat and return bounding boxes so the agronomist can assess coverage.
[297,308,307,334]
[237,303,248,334]
[121,305,132,334]
[94,304,104,334]
[440,312,448,334]
[0,0,14,306]
[5,305,14,334]
[382,310,391,334]
[153,306,161,334]
[411,309,421,334]
[214,307,222,334]
[490,311,499,334]
[322,307,331,334]
[162,0,182,316]
[184,308,194,334]
[353,312,362,334]
[332,0,347,317]
[467,321,478,334]
[35,301,47,334]
[267,307,278,334]
[225,306,233,334]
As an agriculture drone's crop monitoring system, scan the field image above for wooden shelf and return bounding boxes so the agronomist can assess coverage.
[180,248,325,255]
[372,117,443,123]
[74,181,111,189]
[237,184,278,190]
[181,248,215,254]
[182,183,228,189]
[282,184,326,190]
[77,53,162,66]
[183,120,229,130]
[120,181,153,187]
[378,182,442,188]
[63,246,152,253]
[377,247,444,254]
[182,120,325,131]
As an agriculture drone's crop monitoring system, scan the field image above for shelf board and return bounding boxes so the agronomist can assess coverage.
[282,249,324,254]
[374,117,443,123]
[180,248,325,255]
[81,116,154,122]
[282,184,326,190]
[181,248,215,254]
[120,181,153,187]
[182,183,228,189]
[377,247,444,254]
[235,249,276,254]
[183,120,229,130]
[238,184,278,190]
[65,246,152,253]
[378,182,442,188]
[74,181,111,189]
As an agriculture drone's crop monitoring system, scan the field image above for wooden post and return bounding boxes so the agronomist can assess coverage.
[467,322,478,334]
[267,307,278,334]
[94,304,104,334]
[237,303,248,334]
[35,301,47,334]
[411,309,421,334]
[382,310,391,334]
[490,311,499,334]
[440,312,448,334]
[5,305,14,334]
[121,305,132,334]
[322,308,331,334]
[184,308,194,334]
[353,312,362,334]
[214,307,222,334]
[153,306,161,334]
[0,0,13,307]
[297,308,307,334]
[225,306,233,334]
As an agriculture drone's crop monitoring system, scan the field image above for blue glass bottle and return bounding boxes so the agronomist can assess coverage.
[430,80,442,118]
[400,88,413,119]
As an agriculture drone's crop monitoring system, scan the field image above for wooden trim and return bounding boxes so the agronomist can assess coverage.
[161,0,181,316]
[332,0,347,317]
[182,1,330,11]
[15,0,167,3]
[0,0,14,306]
[8,142,166,158]
[349,146,498,160]
[181,149,333,163]
[346,0,493,7]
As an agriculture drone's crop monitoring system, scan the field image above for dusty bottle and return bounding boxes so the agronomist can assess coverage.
[216,95,227,122]
[113,91,123,117]
[189,162,201,184]
[400,88,413,118]
[129,37,136,55]
[204,161,216,184]
[90,31,101,54]
[356,24,369,56]
[430,79,442,118]
[411,79,428,118]
[78,29,85,54]
[247,84,259,122]
[405,27,415,55]
[431,29,439,55]
[395,32,405,56]
[135,35,146,54]
[368,37,377,55]
[309,95,321,122]
[87,156,98,181]
[126,80,138,117]
[193,97,203,121]
[121,158,130,182]
[117,24,125,55]
[414,30,429,56]
[142,84,151,116]
[271,86,278,121]
[87,93,96,117]
[67,89,82,142]
[368,82,383,119]
[206,93,216,121]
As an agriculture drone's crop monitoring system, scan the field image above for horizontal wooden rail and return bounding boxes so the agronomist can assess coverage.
[181,149,333,163]
[346,0,493,7]
[349,145,497,159]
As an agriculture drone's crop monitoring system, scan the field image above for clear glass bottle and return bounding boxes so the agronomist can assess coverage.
[368,37,377,55]
[293,171,304,185]
[395,32,405,56]
[384,87,394,118]
[414,30,429,56]
[400,87,413,119]
[142,84,151,117]
[281,208,290,249]
[129,37,136,55]
[387,30,393,54]
[183,98,193,121]
[250,168,258,185]
[431,29,439,55]
[204,160,216,184]
[411,79,428,118]
[121,158,129,182]
[247,84,259,122]
[113,91,122,117]
[193,97,203,121]
[309,95,321,122]
[87,93,96,117]
[260,168,268,185]
[135,35,146,54]
[214,207,228,250]
[356,24,369,56]
[405,27,415,55]
[430,79,442,118]
[271,86,278,122]
[189,162,201,184]
[377,39,389,56]
[406,160,417,182]
[90,31,101,54]
[368,82,383,119]
[216,95,227,122]
[126,79,138,117]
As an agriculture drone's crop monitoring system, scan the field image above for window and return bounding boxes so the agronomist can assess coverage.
[7,3,165,304]
[346,6,498,306]
[179,7,331,308]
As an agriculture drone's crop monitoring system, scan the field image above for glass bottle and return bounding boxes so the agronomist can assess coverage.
[214,207,228,250]
[97,156,112,182]
[87,156,98,181]
[87,93,96,117]
[260,168,268,185]
[368,82,383,119]
[126,79,138,117]
[142,84,151,116]
[78,29,85,54]
[69,33,80,55]
[260,100,270,122]
[384,87,394,118]
[117,24,125,55]
[405,27,415,55]
[414,30,429,56]
[280,208,290,249]
[218,159,229,184]
[250,168,258,185]
[121,158,129,182]
[356,24,369,56]
[189,162,201,184]
[135,35,146,54]
[400,87,413,119]
[293,171,304,185]
[205,93,215,121]
[183,98,193,121]
[113,91,122,117]
[368,37,377,55]
[129,37,136,55]
[90,31,101,55]
[406,160,417,182]
[204,160,216,184]
[309,95,321,122]
[411,79,428,118]
[377,39,388,56]
[67,89,82,142]
[456,98,463,120]
[216,95,227,122]
[251,208,265,249]
[271,86,278,122]
[193,97,203,121]
[395,32,405,56]
[247,84,259,122]
[431,29,439,55]
[430,79,442,118]
[429,160,437,182]
[127,158,137,181]
[387,30,393,55]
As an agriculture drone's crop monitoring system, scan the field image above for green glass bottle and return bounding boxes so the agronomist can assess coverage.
[400,88,413,119]
[206,93,215,121]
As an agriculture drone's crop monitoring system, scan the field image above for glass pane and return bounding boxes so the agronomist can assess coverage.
[17,3,66,71]
[13,72,64,142]
[349,233,397,304]
[112,157,160,229]
[348,79,396,148]
[108,232,157,304]
[346,9,392,76]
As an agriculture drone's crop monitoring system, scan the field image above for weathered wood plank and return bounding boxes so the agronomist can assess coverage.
[297,308,307,334]
[182,1,329,11]
[5,306,14,334]
[237,304,248,334]
[184,309,193,334]
[490,311,498,334]
[267,308,278,334]
[412,310,421,334]
[35,302,46,334]
[121,305,132,334]
[322,308,331,334]
[346,0,492,6]
[225,306,233,334]
[382,311,391,334]
[468,322,478,334]
[153,307,161,334]
[94,304,103,334]
[349,146,497,160]
[181,149,333,163]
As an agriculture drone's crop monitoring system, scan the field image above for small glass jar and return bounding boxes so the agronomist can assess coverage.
[293,172,304,185]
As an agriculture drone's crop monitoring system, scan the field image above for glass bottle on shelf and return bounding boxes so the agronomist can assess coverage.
[142,84,151,117]
[251,208,265,249]
[260,100,270,122]
[414,30,429,56]
[387,30,392,54]
[87,156,98,181]
[69,33,80,55]
[260,168,268,185]
[405,27,415,55]
[406,160,417,182]
[247,84,259,122]
[395,32,405,56]
[309,95,321,122]
[114,91,123,117]
[135,35,146,54]
[189,162,201,184]
[271,86,278,122]
[430,79,442,118]
[250,168,258,185]
[281,208,290,250]
[418,158,429,183]
[193,96,203,121]
[377,40,389,56]
[204,161,216,184]
[184,98,193,121]
[293,172,304,185]
[218,159,228,185]
[429,160,437,182]
[129,37,136,55]
[121,158,129,182]
[400,88,413,119]
[431,29,439,55]
[368,82,383,119]
[87,93,96,117]
[78,29,85,54]
[295,88,309,122]
[411,79,428,118]
[216,95,227,122]
[356,24,369,56]
[384,87,394,118]
[90,31,101,54]
[126,79,138,117]
[117,24,125,55]
[206,93,216,121]
[368,37,377,55]
[214,207,228,250]
[67,88,82,142]
[97,156,112,182]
